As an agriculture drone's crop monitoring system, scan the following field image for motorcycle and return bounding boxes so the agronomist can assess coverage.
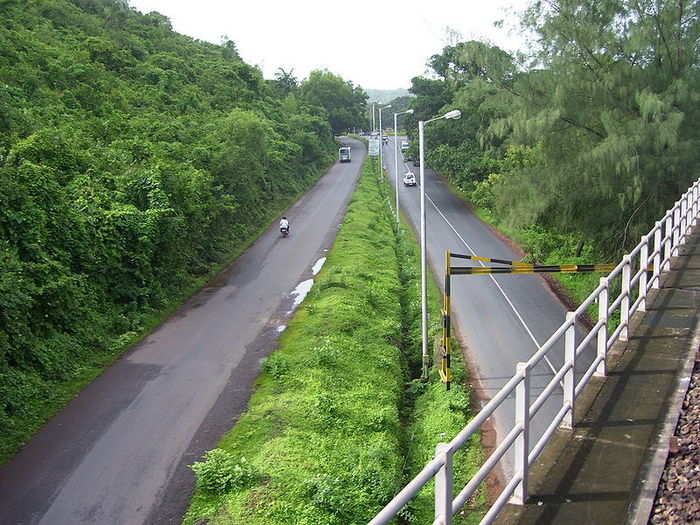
[280,225,289,238]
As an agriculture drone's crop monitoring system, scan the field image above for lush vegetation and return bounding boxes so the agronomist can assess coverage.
[0,0,368,463]
[185,158,484,524]
[399,0,700,302]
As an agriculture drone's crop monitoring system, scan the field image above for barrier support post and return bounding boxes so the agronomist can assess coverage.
[639,236,648,312]
[511,362,530,505]
[664,214,673,271]
[653,223,662,289]
[680,197,688,244]
[562,312,576,429]
[673,207,681,256]
[435,443,453,525]
[596,277,608,377]
[621,256,631,342]
[440,251,452,389]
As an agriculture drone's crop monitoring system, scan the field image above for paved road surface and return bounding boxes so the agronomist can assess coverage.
[0,138,366,525]
[385,137,594,470]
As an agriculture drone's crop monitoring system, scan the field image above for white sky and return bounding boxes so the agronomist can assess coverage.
[128,0,533,90]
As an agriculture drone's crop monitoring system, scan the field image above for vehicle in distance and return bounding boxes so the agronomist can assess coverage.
[413,157,420,167]
[403,172,416,186]
[339,146,351,163]
[400,141,409,151]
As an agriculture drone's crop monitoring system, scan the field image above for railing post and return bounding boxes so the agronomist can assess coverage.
[664,214,673,271]
[639,236,648,312]
[672,206,681,256]
[434,443,453,525]
[653,223,662,289]
[680,197,688,244]
[693,183,699,227]
[596,278,608,377]
[511,362,530,505]
[561,312,576,430]
[620,256,631,342]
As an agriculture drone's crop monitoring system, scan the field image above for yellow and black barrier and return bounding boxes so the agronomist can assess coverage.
[449,253,533,267]
[440,251,452,389]
[450,264,616,275]
[438,251,614,389]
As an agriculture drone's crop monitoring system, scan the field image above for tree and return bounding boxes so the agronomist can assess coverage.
[272,67,298,97]
[493,0,700,251]
[300,70,368,133]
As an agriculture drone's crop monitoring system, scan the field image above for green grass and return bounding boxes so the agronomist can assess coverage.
[183,157,484,524]
[393,186,486,524]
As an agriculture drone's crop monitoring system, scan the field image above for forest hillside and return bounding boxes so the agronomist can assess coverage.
[0,0,366,461]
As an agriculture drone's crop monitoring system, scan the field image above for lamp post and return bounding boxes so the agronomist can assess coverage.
[378,104,391,179]
[393,109,414,223]
[418,109,461,378]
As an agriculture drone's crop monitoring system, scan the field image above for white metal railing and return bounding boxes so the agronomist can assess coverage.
[369,177,700,525]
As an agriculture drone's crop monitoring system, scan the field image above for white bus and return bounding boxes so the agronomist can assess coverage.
[339,147,351,163]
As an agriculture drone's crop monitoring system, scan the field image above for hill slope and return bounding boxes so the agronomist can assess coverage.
[0,0,339,462]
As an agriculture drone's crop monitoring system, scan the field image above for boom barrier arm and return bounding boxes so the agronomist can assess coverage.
[440,251,614,388]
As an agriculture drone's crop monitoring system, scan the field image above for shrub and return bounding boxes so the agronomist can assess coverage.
[190,449,257,495]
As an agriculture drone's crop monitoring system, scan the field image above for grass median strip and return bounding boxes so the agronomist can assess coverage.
[184,158,484,524]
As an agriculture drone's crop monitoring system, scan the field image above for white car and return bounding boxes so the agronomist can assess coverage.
[403,172,417,186]
[400,141,409,151]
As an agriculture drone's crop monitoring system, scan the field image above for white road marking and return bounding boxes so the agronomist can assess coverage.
[423,192,563,380]
[395,143,559,378]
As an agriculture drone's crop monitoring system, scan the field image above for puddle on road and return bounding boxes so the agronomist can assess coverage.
[289,278,314,312]
[312,257,327,276]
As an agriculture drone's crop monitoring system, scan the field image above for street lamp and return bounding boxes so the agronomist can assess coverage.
[418,109,461,378]
[393,109,414,223]
[378,105,391,179]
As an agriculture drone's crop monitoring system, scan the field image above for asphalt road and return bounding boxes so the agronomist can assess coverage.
[0,138,366,525]
[384,137,595,471]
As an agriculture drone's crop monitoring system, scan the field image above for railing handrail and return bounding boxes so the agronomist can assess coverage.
[369,177,700,525]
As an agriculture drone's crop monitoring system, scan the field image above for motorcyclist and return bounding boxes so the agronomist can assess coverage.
[280,216,290,233]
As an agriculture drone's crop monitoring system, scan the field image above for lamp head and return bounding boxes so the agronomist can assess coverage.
[443,109,461,120]
[406,109,414,114]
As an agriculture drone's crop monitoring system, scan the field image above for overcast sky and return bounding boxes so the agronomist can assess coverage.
[128,0,533,90]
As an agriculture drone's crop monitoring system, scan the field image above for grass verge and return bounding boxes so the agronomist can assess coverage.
[183,158,485,524]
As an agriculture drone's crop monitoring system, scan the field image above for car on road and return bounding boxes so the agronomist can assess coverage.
[413,157,420,167]
[400,141,409,151]
[403,172,417,186]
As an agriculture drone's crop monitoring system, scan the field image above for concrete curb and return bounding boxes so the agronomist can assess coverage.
[628,290,700,524]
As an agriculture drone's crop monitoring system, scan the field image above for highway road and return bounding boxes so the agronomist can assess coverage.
[0,138,366,525]
[384,137,595,471]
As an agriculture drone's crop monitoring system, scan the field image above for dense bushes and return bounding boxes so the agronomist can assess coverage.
[184,159,483,524]
[0,0,363,462]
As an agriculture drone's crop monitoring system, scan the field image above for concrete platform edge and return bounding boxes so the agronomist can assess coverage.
[628,311,700,524]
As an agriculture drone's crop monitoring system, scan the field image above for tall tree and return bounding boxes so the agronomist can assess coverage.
[300,70,368,133]
[494,0,700,250]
